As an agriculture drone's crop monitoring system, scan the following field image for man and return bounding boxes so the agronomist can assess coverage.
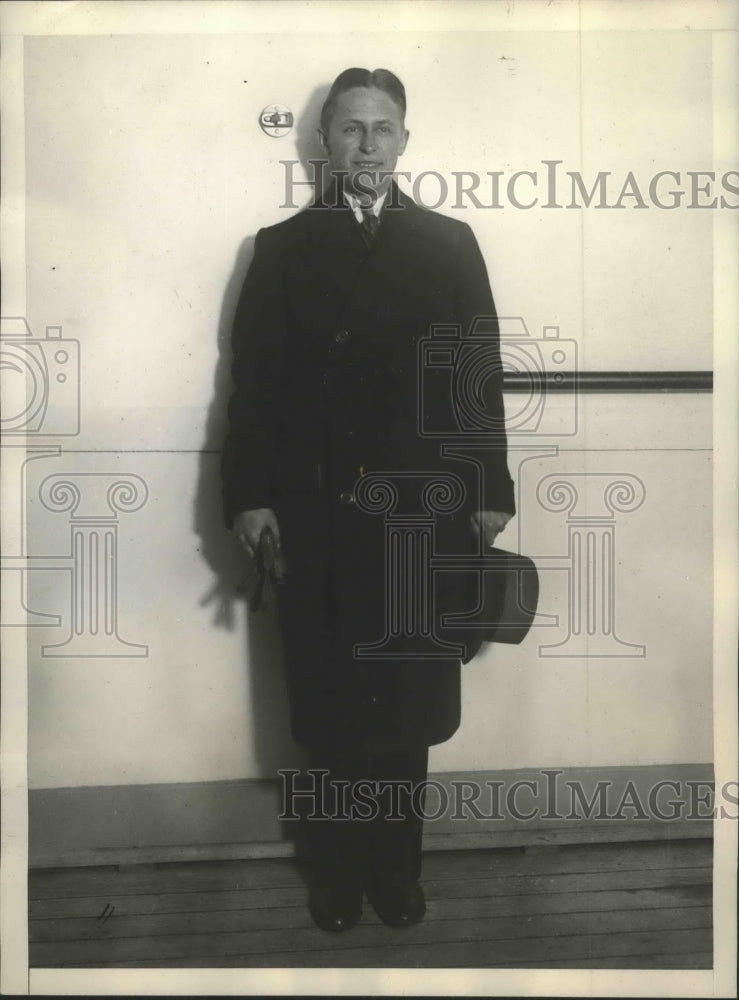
[222,68,515,932]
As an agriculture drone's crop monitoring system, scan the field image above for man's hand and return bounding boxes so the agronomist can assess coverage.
[232,508,286,580]
[470,510,513,548]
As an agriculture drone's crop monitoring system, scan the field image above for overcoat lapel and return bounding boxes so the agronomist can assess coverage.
[300,191,366,296]
[299,182,437,310]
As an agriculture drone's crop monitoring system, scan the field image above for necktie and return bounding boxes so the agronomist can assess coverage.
[361,208,380,245]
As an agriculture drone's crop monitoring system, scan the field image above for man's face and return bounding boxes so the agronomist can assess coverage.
[319,86,409,202]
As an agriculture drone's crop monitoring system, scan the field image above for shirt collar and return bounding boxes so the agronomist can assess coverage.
[344,188,388,224]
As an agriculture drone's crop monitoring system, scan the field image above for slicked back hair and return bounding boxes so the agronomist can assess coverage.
[320,68,407,132]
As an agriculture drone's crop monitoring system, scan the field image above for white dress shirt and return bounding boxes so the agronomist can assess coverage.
[343,189,388,224]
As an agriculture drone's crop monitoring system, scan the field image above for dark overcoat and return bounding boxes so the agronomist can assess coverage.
[222,184,515,751]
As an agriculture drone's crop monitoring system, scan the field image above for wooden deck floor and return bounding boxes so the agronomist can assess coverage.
[29,838,712,969]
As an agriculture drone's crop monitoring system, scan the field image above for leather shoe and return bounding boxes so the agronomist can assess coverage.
[367,880,426,927]
[308,883,363,932]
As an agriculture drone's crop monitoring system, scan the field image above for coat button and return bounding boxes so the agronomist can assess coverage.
[339,491,355,505]
[334,329,350,344]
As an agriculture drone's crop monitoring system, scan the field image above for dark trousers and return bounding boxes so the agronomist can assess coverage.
[307,745,429,891]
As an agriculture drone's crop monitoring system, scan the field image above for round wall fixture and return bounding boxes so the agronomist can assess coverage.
[259,105,293,137]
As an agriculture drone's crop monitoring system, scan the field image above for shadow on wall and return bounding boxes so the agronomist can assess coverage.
[193,232,297,778]
[191,84,332,780]
[294,83,332,198]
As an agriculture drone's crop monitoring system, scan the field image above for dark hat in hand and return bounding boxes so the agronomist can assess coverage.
[479,548,539,644]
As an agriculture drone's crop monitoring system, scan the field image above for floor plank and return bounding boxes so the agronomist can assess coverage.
[29,838,712,970]
[74,929,714,969]
[516,952,713,969]
[29,839,711,898]
[29,905,712,965]
[30,867,710,921]
[31,886,711,943]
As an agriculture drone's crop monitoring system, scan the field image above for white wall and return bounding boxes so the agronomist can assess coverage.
[16,25,718,788]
